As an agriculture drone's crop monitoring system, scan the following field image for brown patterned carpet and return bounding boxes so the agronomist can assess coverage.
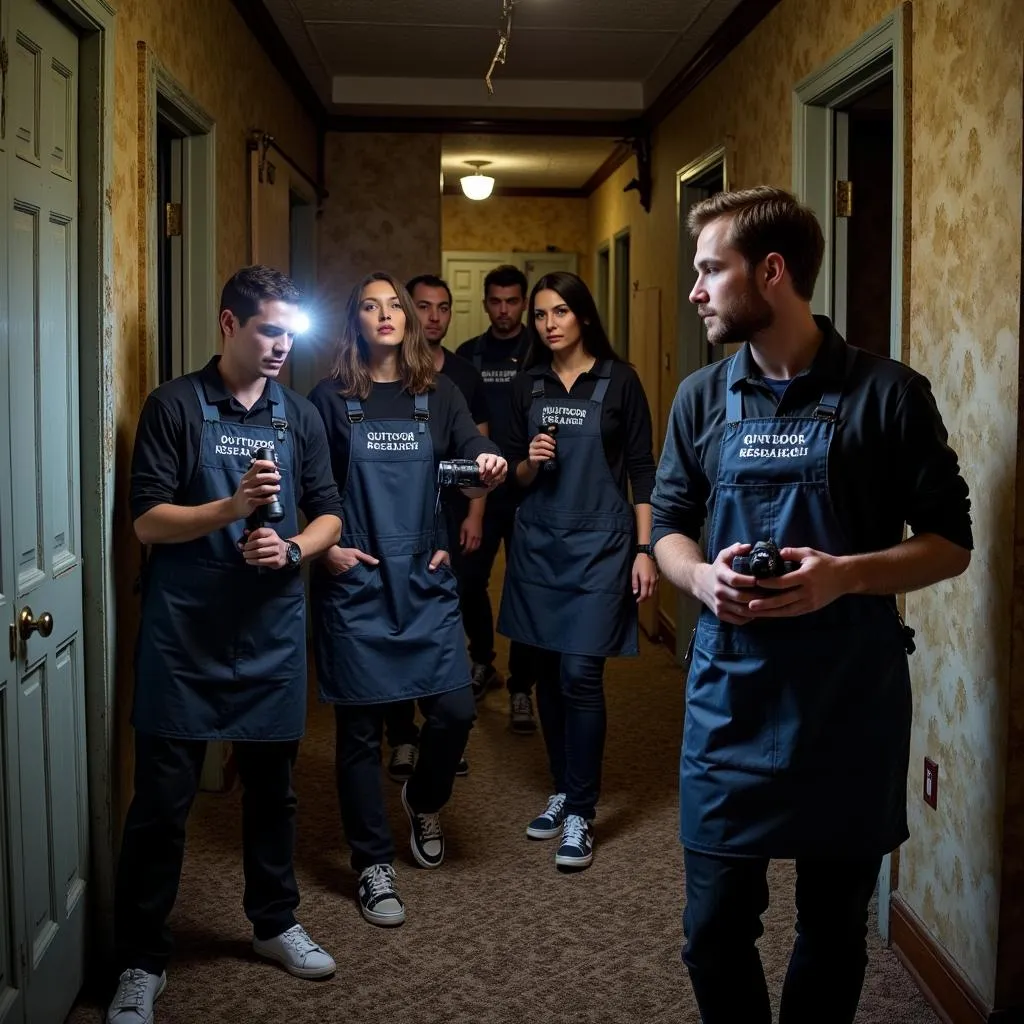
[69,626,940,1024]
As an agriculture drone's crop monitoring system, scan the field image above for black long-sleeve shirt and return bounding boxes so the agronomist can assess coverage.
[651,318,973,555]
[506,359,657,504]
[130,357,342,524]
[307,373,499,493]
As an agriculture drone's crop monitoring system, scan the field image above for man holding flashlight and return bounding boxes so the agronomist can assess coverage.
[108,266,342,1024]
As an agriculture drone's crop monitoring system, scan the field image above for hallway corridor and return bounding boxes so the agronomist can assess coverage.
[69,622,940,1023]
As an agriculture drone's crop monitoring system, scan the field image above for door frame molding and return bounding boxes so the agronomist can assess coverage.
[48,0,118,959]
[791,5,909,946]
[138,42,217,387]
[673,146,727,664]
[791,3,909,363]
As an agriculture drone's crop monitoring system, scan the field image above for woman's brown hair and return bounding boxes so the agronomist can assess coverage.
[329,272,435,398]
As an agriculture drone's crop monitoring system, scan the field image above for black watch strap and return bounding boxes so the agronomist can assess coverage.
[636,543,653,556]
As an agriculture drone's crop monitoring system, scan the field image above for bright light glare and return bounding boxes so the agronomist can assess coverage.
[294,311,311,335]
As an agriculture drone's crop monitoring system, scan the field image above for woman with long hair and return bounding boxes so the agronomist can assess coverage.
[497,271,657,870]
[309,272,506,926]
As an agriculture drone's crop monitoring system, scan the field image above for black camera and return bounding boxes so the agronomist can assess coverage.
[250,446,284,524]
[437,459,481,488]
[540,421,558,473]
[732,538,800,579]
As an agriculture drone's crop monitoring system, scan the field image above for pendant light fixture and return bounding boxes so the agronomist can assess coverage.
[460,160,495,201]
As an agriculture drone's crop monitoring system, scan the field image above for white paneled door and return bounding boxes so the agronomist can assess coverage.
[1,1,89,1022]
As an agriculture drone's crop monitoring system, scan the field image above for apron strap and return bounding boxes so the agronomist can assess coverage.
[590,361,613,405]
[413,391,429,433]
[188,375,221,423]
[472,337,483,372]
[345,398,364,423]
[530,377,545,400]
[813,345,859,421]
[725,352,745,423]
[266,379,289,441]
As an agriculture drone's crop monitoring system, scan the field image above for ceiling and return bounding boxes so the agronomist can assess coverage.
[259,0,747,120]
[441,134,623,191]
[254,0,757,189]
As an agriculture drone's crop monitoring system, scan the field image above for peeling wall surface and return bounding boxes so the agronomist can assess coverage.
[588,0,1023,1004]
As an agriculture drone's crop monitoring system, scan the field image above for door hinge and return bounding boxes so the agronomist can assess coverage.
[165,202,183,238]
[835,179,853,218]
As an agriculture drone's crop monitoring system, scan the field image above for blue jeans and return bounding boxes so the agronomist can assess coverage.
[535,651,607,820]
[682,848,883,1023]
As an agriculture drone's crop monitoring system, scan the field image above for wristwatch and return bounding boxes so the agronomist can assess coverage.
[636,543,653,557]
[285,540,302,569]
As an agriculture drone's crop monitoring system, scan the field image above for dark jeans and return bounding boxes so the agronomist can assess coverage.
[682,848,884,1024]
[535,651,607,820]
[382,505,468,748]
[114,732,300,975]
[335,686,476,872]
[459,496,534,695]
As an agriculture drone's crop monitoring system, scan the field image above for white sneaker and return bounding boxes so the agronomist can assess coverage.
[252,923,336,979]
[107,968,166,1024]
[387,742,418,782]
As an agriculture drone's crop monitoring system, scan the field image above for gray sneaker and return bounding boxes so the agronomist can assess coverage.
[252,923,336,979]
[387,741,418,782]
[107,968,166,1024]
[509,692,537,733]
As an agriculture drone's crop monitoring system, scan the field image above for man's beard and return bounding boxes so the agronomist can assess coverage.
[704,282,773,345]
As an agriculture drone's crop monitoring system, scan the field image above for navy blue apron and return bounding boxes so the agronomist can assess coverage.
[312,391,470,704]
[133,377,307,741]
[498,363,638,658]
[681,348,912,858]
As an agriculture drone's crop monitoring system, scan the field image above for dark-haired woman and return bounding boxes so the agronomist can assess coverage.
[308,272,506,926]
[497,271,657,871]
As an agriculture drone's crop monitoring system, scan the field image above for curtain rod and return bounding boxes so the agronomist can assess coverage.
[248,129,329,202]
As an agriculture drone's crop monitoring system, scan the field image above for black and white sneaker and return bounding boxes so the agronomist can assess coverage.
[555,814,594,869]
[470,662,502,701]
[357,863,406,927]
[526,793,567,840]
[107,968,166,1024]
[387,742,418,782]
[455,756,469,777]
[401,782,445,868]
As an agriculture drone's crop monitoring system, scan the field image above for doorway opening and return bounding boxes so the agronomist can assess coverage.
[141,45,217,391]
[672,147,727,664]
[613,229,631,358]
[793,6,908,945]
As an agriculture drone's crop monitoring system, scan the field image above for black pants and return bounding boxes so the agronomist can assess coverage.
[459,496,534,694]
[113,732,300,975]
[535,651,607,820]
[682,848,883,1024]
[335,686,476,872]
[383,504,469,748]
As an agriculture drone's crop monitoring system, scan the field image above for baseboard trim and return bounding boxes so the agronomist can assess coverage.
[890,894,990,1024]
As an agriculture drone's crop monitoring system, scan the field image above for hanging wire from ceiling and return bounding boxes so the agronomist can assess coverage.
[485,0,518,95]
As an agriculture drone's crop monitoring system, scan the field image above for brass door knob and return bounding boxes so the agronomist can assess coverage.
[18,606,53,640]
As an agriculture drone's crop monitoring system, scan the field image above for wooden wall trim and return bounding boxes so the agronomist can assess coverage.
[890,894,991,1024]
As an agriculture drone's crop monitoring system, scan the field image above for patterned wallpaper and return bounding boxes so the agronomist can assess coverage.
[315,133,443,378]
[442,195,589,259]
[588,0,1023,1005]
[109,0,319,810]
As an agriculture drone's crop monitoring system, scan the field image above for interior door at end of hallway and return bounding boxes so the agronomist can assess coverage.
[443,254,504,349]
[523,252,578,295]
[5,1,89,1022]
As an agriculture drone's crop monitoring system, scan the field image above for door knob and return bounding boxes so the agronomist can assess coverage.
[18,606,53,641]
